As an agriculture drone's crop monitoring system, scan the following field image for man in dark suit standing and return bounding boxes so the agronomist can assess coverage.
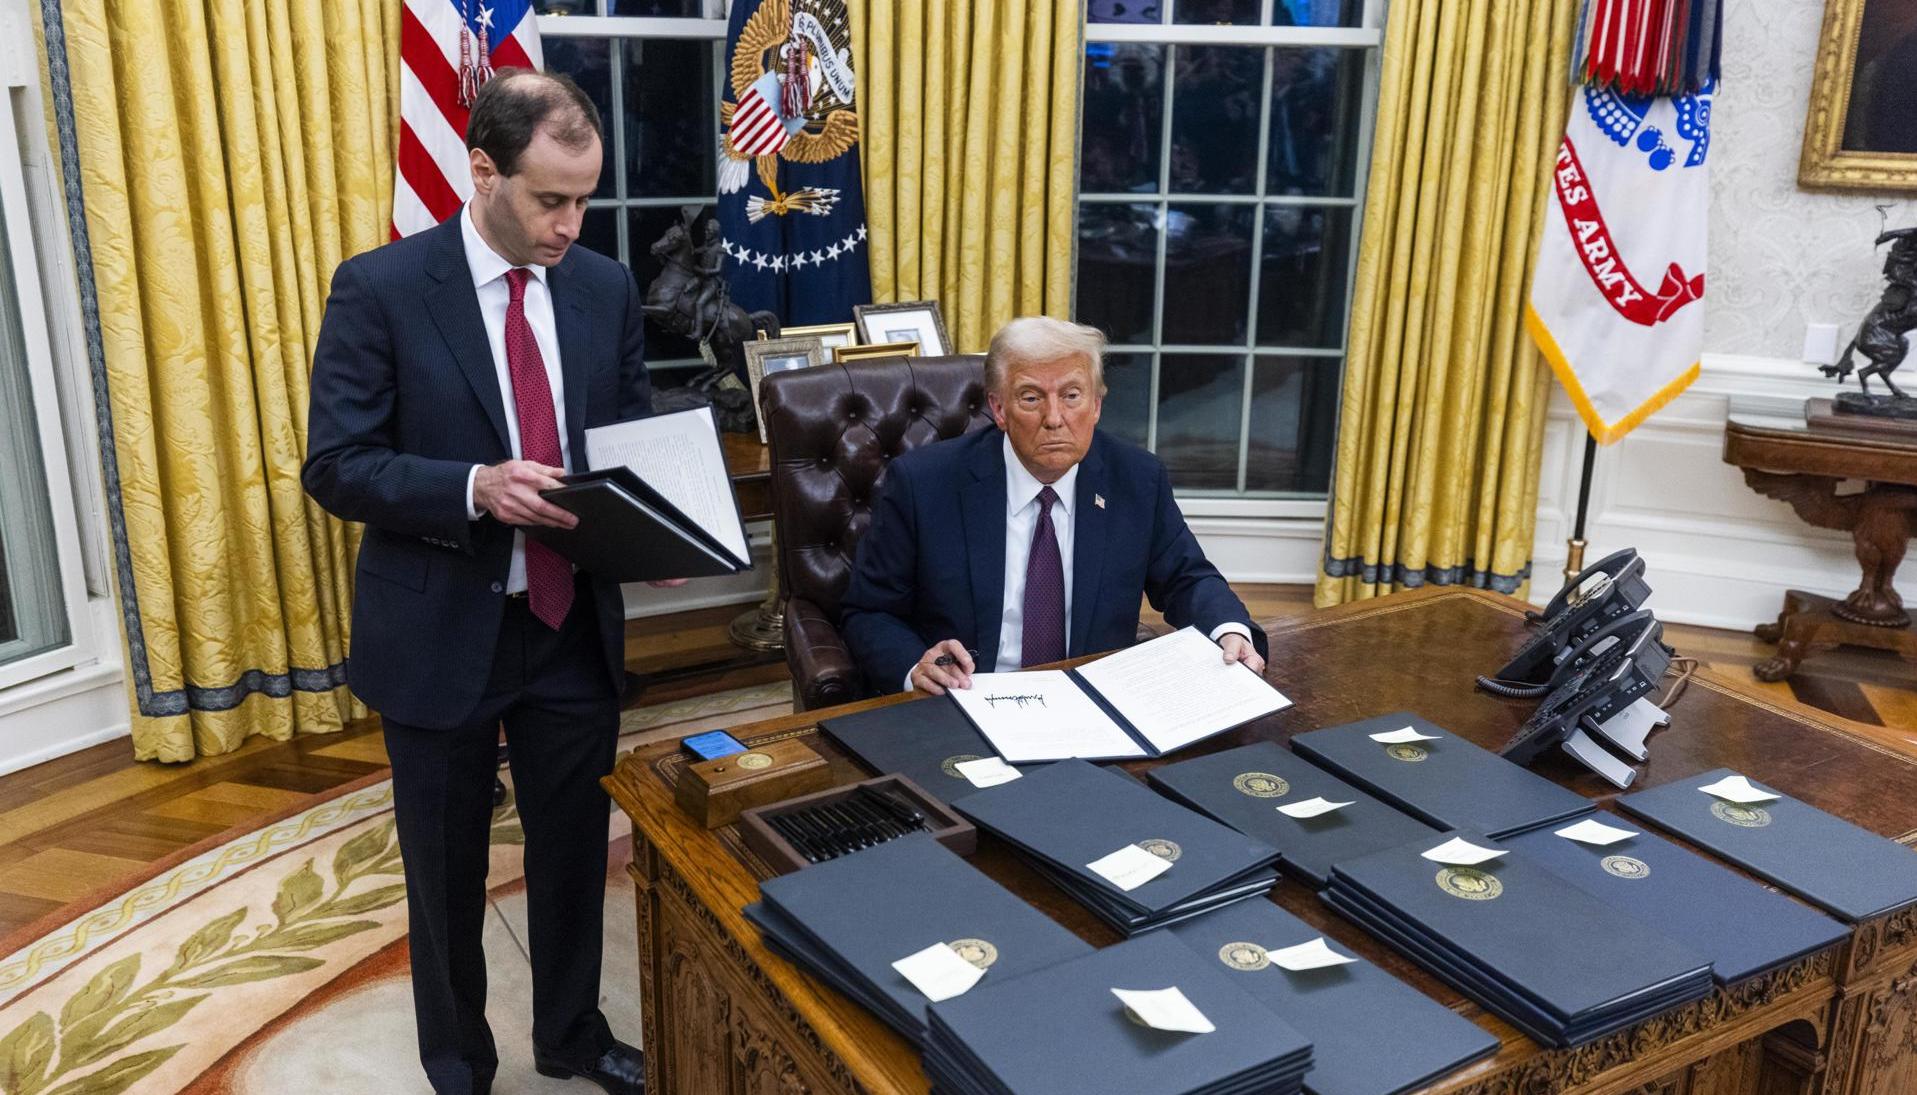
[304,71,653,1095]
[840,317,1267,696]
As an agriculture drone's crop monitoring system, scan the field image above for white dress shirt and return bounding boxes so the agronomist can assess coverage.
[905,435,1252,689]
[459,204,571,594]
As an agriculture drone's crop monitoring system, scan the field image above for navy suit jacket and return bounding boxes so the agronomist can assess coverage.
[839,427,1265,694]
[302,215,650,729]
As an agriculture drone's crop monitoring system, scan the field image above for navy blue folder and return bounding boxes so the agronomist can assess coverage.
[1291,712,1594,838]
[1503,812,1847,984]
[818,699,1013,802]
[924,931,1313,1095]
[1617,769,1917,923]
[1149,742,1440,889]
[951,760,1281,929]
[751,834,1094,1041]
[1167,901,1498,1095]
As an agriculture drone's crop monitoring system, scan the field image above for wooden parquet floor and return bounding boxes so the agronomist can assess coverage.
[0,586,1907,939]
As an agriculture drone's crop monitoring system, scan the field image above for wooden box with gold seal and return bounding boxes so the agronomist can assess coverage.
[674,738,834,829]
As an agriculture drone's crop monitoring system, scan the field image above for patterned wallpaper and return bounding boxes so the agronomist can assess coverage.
[1705,0,1916,361]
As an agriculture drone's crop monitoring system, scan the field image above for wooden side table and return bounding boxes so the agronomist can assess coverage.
[1722,402,1917,681]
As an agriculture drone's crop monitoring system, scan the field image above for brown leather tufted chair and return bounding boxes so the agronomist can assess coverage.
[761,355,996,710]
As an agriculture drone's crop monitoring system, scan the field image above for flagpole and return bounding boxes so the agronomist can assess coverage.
[1564,433,1598,581]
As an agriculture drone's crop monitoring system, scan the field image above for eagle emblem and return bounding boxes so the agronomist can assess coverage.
[721,0,861,223]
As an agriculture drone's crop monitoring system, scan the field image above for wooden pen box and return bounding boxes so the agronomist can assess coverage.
[674,738,835,829]
[738,774,975,876]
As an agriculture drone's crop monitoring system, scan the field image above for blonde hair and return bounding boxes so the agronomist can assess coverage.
[984,317,1108,396]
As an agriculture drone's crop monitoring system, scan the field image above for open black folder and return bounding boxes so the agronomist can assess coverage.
[527,406,753,582]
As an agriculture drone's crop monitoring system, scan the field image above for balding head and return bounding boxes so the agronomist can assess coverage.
[465,68,603,177]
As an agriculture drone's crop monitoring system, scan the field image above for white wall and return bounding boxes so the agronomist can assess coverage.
[1531,0,1917,628]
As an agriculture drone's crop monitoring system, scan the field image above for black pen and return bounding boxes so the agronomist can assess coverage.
[933,647,980,668]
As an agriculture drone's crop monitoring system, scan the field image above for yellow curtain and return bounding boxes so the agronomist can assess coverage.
[45,0,397,760]
[848,0,1080,353]
[1316,0,1577,607]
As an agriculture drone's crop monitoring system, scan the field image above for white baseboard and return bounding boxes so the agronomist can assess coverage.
[0,657,128,776]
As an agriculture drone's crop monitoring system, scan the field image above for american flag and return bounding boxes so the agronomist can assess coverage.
[392,0,543,239]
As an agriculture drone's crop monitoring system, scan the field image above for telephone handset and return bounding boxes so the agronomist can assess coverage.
[1496,610,1674,789]
[1484,548,1651,691]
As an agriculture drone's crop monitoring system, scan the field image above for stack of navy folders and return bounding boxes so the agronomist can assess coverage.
[1617,769,1917,923]
[743,834,1093,1047]
[1290,712,1595,838]
[1148,741,1440,889]
[1322,832,1713,1048]
[818,700,1016,804]
[1166,901,1498,1095]
[923,932,1313,1095]
[1504,812,1847,984]
[952,760,1281,935]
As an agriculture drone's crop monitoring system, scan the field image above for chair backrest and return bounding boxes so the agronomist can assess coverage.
[761,354,995,620]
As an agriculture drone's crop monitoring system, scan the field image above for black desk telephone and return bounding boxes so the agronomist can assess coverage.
[1477,551,1672,789]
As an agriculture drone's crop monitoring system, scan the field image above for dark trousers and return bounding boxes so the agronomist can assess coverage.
[382,584,619,1095]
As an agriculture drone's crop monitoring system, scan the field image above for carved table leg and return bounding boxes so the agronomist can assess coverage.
[1754,602,1827,682]
[1756,590,1814,644]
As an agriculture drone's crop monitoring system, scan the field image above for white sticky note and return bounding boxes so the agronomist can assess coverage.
[1370,726,1441,744]
[1276,797,1353,819]
[1086,844,1174,892]
[1111,986,1215,1034]
[1264,937,1358,972]
[1698,774,1780,805]
[953,756,1022,788]
[891,942,986,1003]
[1554,818,1639,846]
[1420,836,1508,866]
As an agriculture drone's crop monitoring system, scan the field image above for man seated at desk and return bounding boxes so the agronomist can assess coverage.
[840,316,1268,695]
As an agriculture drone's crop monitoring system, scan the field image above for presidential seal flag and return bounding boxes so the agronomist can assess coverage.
[717,0,872,324]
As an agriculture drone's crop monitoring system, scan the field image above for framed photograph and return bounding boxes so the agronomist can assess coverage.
[853,300,952,356]
[744,336,827,443]
[833,340,919,365]
[780,322,860,354]
[1799,0,1917,191]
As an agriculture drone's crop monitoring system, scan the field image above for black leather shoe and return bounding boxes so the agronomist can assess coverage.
[533,1041,645,1095]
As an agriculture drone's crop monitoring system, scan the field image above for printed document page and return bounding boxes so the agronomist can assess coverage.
[947,671,1146,763]
[585,405,749,564]
[1075,627,1290,756]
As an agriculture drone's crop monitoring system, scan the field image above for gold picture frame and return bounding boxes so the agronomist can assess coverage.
[779,322,860,354]
[833,340,920,364]
[853,300,953,356]
[1799,0,1917,191]
[744,336,827,444]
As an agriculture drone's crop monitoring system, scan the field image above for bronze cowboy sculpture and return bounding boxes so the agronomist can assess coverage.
[642,207,780,431]
[1822,227,1917,416]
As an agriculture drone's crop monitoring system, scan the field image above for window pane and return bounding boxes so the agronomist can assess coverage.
[1156,353,1244,490]
[1162,202,1254,345]
[623,38,716,198]
[1257,204,1352,348]
[1245,354,1340,492]
[578,206,620,261]
[628,205,709,361]
[1272,0,1366,26]
[1076,202,1159,345]
[541,38,616,199]
[1174,0,1258,24]
[1267,48,1366,197]
[1100,351,1153,448]
[1082,44,1164,194]
[610,0,702,12]
[0,212,68,666]
[1169,46,1263,194]
[1088,0,1164,22]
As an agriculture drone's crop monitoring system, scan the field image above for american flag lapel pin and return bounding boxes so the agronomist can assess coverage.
[1094,494,1106,509]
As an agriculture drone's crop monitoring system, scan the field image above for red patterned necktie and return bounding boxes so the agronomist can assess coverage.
[504,268,573,630]
[1021,486,1066,667]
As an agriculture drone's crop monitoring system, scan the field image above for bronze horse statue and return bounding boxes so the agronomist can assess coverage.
[642,209,780,388]
[1823,227,1917,402]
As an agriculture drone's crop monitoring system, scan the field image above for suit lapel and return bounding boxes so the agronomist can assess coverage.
[424,218,511,454]
[1070,437,1109,657]
[547,254,594,468]
[960,432,1008,670]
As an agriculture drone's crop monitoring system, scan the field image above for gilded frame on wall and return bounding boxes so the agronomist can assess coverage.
[1799,0,1917,191]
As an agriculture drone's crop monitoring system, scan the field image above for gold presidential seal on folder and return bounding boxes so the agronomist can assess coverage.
[1436,866,1504,901]
[1602,855,1652,880]
[940,754,986,779]
[1139,838,1183,862]
[1711,801,1772,828]
[1218,942,1270,972]
[1385,743,1429,763]
[1232,772,1290,798]
[948,939,998,970]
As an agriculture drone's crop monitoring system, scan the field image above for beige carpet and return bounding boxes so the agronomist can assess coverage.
[0,682,793,1095]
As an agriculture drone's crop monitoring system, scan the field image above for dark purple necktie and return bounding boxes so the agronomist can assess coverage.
[1021,486,1066,667]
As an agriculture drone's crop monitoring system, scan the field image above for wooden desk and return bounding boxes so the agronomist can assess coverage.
[604,587,1917,1095]
[723,432,772,521]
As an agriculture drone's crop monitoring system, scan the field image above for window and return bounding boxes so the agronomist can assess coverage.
[1078,1,1382,498]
